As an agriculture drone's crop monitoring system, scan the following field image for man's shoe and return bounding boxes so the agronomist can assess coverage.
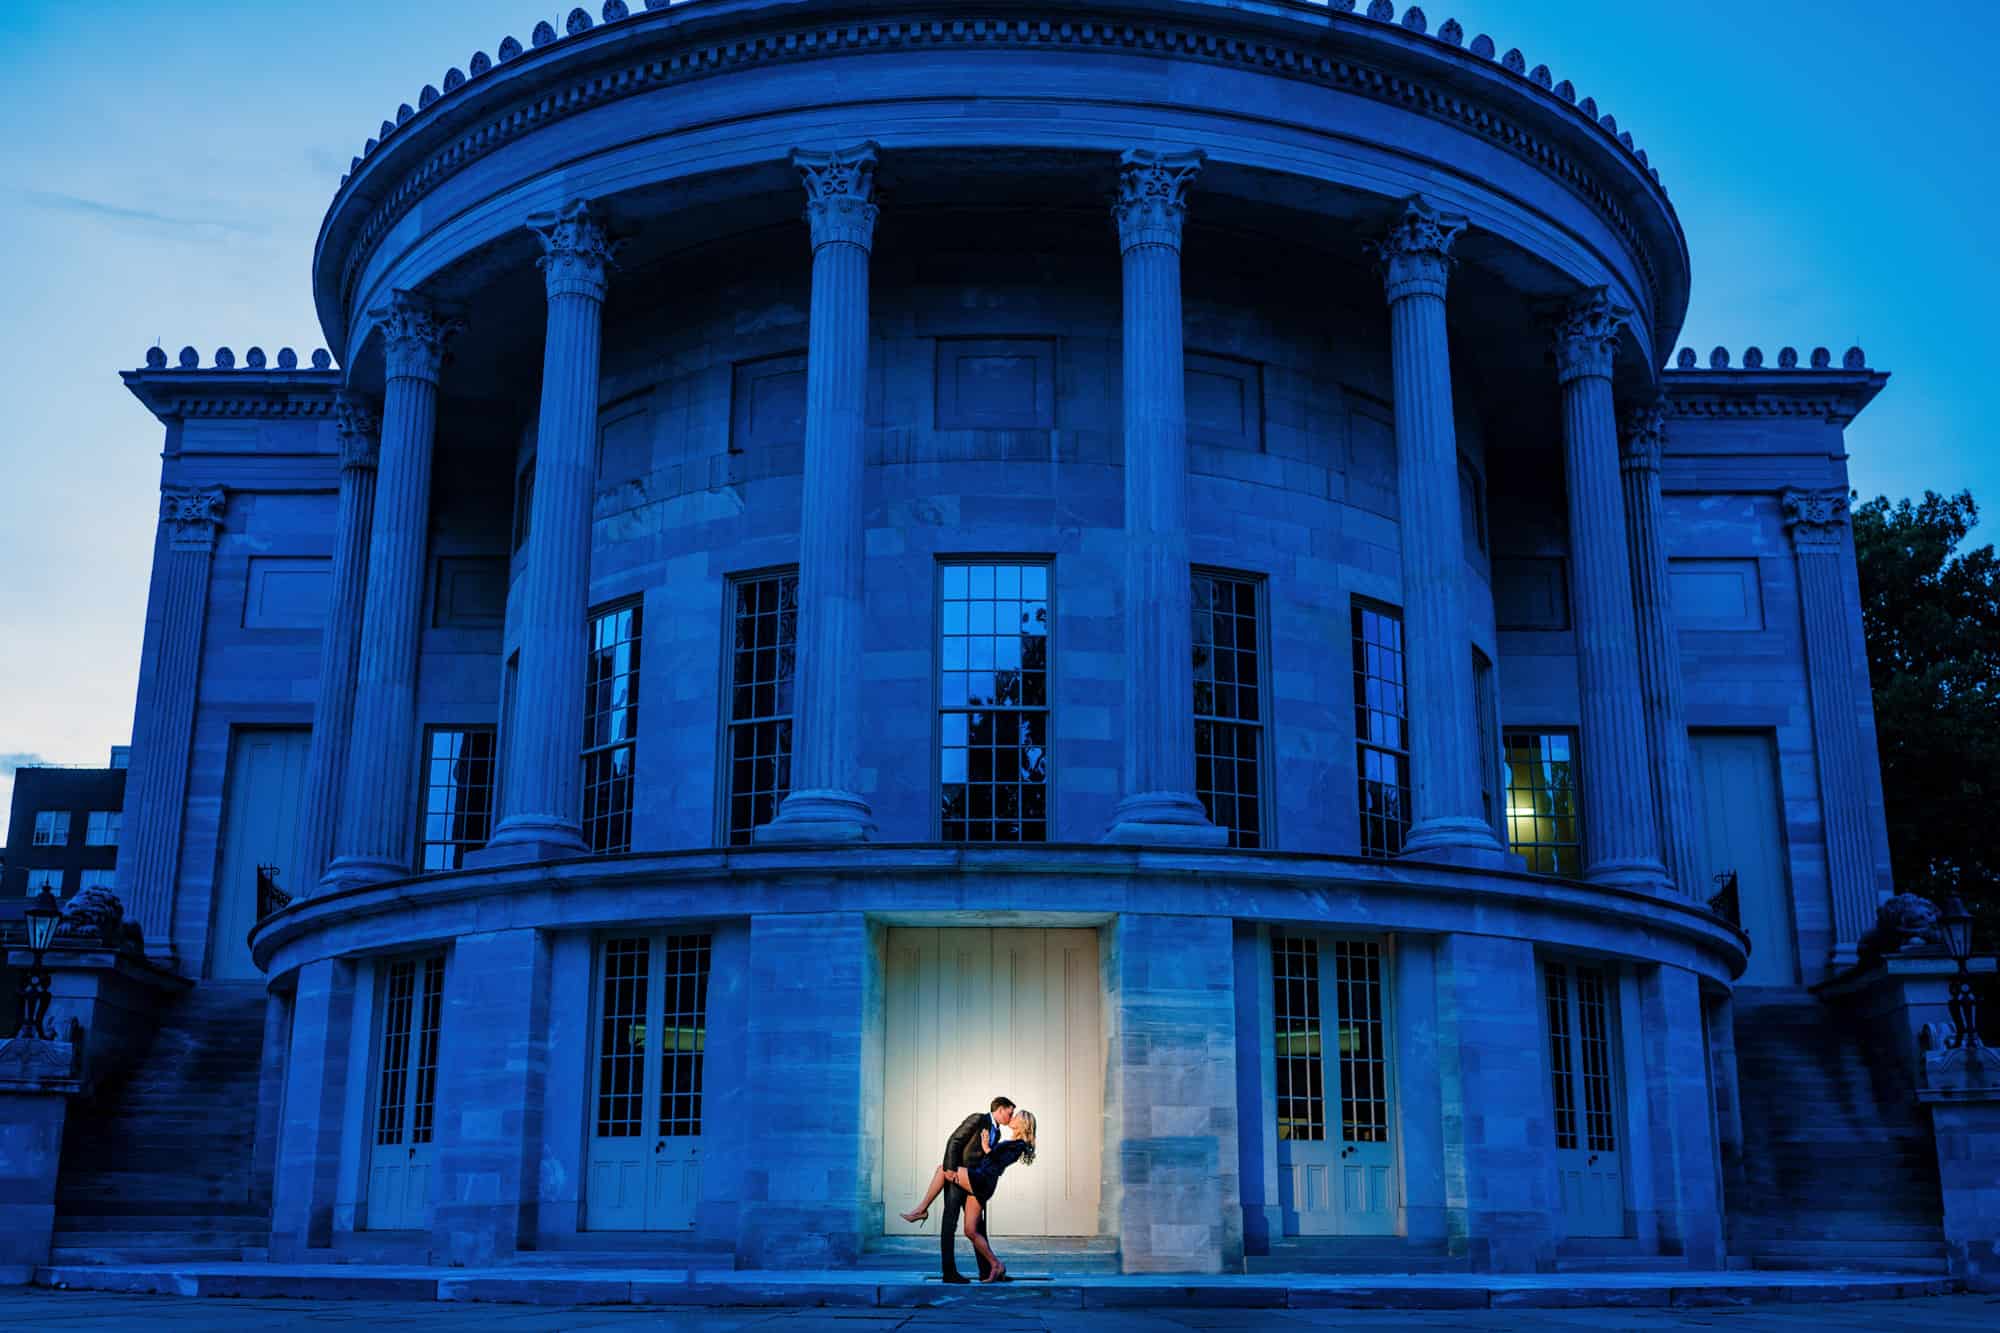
[941,1274,971,1284]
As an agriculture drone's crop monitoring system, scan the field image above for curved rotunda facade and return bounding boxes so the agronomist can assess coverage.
[108,0,1893,1274]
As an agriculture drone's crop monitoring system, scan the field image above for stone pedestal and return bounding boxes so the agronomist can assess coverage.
[1549,290,1668,895]
[1232,923,1282,1255]
[1104,913,1241,1273]
[270,957,357,1258]
[3,943,192,1093]
[1391,932,1449,1246]
[482,203,616,865]
[1636,965,1724,1266]
[759,145,881,844]
[1819,951,1998,1088]
[1434,933,1557,1272]
[0,1041,80,1284]
[429,929,550,1265]
[1919,1043,2000,1291]
[1373,199,1506,865]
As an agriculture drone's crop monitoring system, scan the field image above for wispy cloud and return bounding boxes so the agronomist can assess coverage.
[0,752,49,777]
[19,190,266,240]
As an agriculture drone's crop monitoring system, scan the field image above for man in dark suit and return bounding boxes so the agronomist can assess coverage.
[939,1096,1015,1282]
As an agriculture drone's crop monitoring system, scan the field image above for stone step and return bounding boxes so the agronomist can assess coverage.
[1245,1254,1472,1275]
[1736,1239,1945,1258]
[1745,1255,1951,1275]
[52,1230,269,1250]
[1728,1217,1944,1240]
[1551,1256,1692,1273]
[48,1247,262,1266]
[53,1211,268,1232]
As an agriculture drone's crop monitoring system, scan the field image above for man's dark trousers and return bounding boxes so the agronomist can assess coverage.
[939,1181,990,1281]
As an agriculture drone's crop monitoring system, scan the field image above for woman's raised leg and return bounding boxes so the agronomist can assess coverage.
[901,1166,952,1223]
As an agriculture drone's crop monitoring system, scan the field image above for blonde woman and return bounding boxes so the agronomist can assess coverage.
[901,1110,1037,1282]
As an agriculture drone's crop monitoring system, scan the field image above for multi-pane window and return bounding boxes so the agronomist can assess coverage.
[1332,939,1389,1144]
[595,937,650,1138]
[1545,963,1578,1150]
[1504,730,1582,875]
[32,811,70,846]
[1472,649,1500,836]
[1272,936,1325,1142]
[724,572,797,845]
[373,956,444,1149]
[594,934,713,1140]
[418,727,496,871]
[583,604,642,854]
[77,869,116,893]
[1545,961,1618,1154]
[24,869,63,895]
[1351,604,1410,857]
[656,935,712,1137]
[1193,571,1264,848]
[939,562,1049,843]
[85,811,121,846]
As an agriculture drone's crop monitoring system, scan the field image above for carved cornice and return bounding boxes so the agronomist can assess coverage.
[162,486,227,552]
[1113,148,1205,253]
[322,7,1678,337]
[1370,195,1466,305]
[334,392,382,471]
[373,291,463,384]
[1619,397,1668,473]
[1549,286,1632,385]
[793,142,881,252]
[1783,488,1851,552]
[530,199,620,302]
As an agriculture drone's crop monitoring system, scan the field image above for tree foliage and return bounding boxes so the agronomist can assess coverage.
[1853,490,2000,938]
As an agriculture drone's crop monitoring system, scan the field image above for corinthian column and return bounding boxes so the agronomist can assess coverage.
[1372,197,1505,862]
[1549,289,1668,893]
[323,293,459,888]
[120,485,226,957]
[480,201,617,863]
[1619,400,1703,899]
[1105,148,1225,846]
[294,395,380,890]
[757,143,880,843]
[1784,489,1877,964]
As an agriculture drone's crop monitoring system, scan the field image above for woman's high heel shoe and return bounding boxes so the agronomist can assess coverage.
[899,1209,930,1224]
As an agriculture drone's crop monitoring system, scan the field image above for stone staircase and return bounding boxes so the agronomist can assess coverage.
[1725,986,1949,1274]
[1246,1236,1471,1275]
[50,980,271,1265]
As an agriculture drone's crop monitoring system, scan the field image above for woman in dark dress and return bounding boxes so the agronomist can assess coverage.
[900,1110,1037,1281]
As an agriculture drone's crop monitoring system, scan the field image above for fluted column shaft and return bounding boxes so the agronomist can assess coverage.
[1375,199,1504,861]
[324,294,457,887]
[1785,490,1877,964]
[484,202,616,860]
[1551,290,1668,892]
[758,143,879,843]
[1106,149,1224,845]
[120,487,226,956]
[294,397,380,890]
[1620,401,1704,899]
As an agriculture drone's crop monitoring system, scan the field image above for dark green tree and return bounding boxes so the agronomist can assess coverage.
[1853,489,2000,941]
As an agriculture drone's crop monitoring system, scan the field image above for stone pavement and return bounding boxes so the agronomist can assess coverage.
[0,1288,1995,1331]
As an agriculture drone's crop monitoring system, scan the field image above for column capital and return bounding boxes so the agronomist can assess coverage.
[530,199,619,303]
[1113,148,1205,253]
[1370,196,1467,304]
[793,142,880,252]
[1783,487,1852,550]
[334,391,380,471]
[372,291,462,384]
[162,485,226,552]
[1548,286,1632,385]
[1619,396,1668,474]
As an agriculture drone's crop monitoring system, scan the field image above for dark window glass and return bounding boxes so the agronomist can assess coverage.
[1194,572,1264,848]
[939,563,1049,843]
[418,727,495,871]
[583,604,642,854]
[1504,730,1583,875]
[724,573,797,845]
[1352,604,1410,857]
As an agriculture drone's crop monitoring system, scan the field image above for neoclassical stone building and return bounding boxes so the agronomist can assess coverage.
[102,0,1896,1276]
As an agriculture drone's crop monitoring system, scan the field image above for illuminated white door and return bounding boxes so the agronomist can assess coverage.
[366,954,443,1230]
[211,727,310,978]
[1274,935,1397,1236]
[1691,731,1797,986]
[882,928,1103,1237]
[1545,961,1625,1237]
[586,934,710,1231]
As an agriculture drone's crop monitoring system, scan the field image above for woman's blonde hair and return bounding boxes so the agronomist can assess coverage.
[1012,1110,1037,1165]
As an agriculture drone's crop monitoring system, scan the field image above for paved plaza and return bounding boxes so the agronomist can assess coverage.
[0,1289,1994,1331]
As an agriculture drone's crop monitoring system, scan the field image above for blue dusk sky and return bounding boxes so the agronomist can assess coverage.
[0,1,1993,816]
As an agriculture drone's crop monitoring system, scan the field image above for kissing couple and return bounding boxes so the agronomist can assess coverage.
[900,1095,1038,1283]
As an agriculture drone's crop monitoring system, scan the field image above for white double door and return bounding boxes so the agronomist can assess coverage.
[367,954,444,1230]
[882,927,1103,1237]
[1273,934,1397,1236]
[1544,961,1625,1237]
[586,934,711,1231]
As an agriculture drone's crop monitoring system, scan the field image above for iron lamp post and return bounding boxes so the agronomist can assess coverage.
[13,886,62,1040]
[1941,895,1982,1051]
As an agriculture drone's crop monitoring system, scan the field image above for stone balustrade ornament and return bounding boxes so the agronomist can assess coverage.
[795,143,881,251]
